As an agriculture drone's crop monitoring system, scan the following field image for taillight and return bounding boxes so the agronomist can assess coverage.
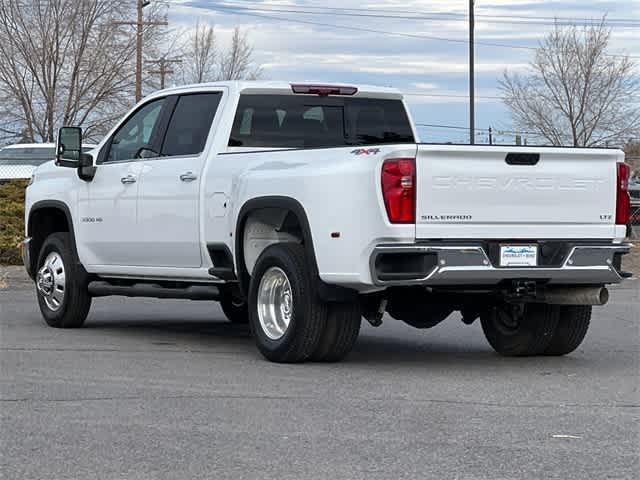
[616,162,631,225]
[381,158,416,223]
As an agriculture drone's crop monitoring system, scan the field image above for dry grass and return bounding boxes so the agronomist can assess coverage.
[0,180,28,265]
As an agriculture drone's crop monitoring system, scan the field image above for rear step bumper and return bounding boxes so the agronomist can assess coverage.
[371,242,632,286]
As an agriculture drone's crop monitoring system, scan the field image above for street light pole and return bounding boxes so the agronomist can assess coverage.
[469,0,475,145]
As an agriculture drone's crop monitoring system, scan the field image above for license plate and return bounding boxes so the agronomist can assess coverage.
[500,245,538,267]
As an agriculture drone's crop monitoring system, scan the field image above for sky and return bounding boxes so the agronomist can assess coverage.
[167,0,639,144]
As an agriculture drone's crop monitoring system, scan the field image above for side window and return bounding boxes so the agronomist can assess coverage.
[107,98,165,162]
[161,93,222,157]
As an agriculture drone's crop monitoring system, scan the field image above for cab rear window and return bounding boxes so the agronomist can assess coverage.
[229,95,414,148]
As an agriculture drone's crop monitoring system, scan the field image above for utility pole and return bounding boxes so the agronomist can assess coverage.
[135,0,146,102]
[469,0,475,145]
[114,1,167,102]
[147,58,182,89]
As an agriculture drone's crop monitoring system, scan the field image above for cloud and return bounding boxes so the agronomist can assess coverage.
[412,82,438,90]
[168,0,639,137]
[260,52,528,75]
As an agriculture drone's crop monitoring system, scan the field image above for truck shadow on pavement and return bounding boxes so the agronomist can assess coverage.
[81,316,596,369]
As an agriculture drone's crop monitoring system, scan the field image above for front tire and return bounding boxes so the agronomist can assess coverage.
[481,304,559,356]
[35,232,91,328]
[248,243,327,363]
[544,306,591,356]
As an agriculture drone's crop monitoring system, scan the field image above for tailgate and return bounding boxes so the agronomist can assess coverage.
[415,145,620,239]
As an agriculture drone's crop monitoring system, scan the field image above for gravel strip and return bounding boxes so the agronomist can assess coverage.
[0,265,31,290]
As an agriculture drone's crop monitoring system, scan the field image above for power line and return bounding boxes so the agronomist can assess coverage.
[195,4,640,58]
[415,123,549,137]
[219,1,640,25]
[213,2,640,28]
[191,4,535,50]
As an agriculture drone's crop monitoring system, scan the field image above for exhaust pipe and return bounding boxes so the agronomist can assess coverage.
[538,286,609,306]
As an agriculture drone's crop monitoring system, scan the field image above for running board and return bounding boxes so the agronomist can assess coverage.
[88,281,221,301]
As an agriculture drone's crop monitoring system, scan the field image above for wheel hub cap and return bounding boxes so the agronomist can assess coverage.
[36,252,66,311]
[257,267,293,340]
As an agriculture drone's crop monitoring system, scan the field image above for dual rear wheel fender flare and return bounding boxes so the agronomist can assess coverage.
[235,196,318,293]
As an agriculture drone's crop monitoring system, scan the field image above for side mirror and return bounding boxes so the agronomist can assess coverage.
[56,127,83,167]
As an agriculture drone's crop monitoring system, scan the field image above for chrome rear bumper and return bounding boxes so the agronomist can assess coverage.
[370,242,632,286]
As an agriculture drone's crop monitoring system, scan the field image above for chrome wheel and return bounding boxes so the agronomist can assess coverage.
[36,252,66,311]
[257,267,293,340]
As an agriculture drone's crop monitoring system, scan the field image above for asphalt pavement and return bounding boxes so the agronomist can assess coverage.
[1,277,638,480]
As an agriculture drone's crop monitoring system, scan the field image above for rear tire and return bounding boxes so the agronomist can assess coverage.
[481,304,559,356]
[248,243,327,363]
[35,232,91,328]
[311,302,361,362]
[544,305,591,356]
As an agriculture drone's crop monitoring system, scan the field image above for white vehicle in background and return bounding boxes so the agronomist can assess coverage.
[22,81,634,363]
[0,143,56,181]
[0,143,96,181]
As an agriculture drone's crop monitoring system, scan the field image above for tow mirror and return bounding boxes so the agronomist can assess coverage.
[56,126,89,167]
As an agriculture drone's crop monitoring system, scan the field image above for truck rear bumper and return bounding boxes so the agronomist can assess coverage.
[370,241,632,287]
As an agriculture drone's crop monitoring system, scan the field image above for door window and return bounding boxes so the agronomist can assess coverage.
[107,98,166,162]
[161,93,222,157]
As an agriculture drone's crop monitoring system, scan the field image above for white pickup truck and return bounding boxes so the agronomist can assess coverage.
[23,81,633,363]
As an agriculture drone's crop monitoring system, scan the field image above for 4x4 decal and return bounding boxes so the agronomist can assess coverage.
[350,148,380,156]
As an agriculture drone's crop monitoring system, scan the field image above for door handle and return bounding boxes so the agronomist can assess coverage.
[120,175,137,184]
[180,172,198,182]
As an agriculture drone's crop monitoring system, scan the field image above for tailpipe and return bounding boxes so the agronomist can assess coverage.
[538,286,609,306]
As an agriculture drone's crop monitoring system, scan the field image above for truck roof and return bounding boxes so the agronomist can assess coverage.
[152,81,404,100]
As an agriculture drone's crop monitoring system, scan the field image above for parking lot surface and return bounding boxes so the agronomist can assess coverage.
[1,276,638,480]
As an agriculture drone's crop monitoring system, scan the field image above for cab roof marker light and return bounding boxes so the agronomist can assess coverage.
[291,84,358,96]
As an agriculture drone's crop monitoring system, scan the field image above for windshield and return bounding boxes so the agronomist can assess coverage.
[0,146,56,166]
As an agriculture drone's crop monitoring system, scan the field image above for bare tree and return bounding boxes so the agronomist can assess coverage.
[0,0,167,143]
[183,22,217,84]
[219,27,262,81]
[181,25,261,84]
[625,141,640,178]
[499,20,639,147]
